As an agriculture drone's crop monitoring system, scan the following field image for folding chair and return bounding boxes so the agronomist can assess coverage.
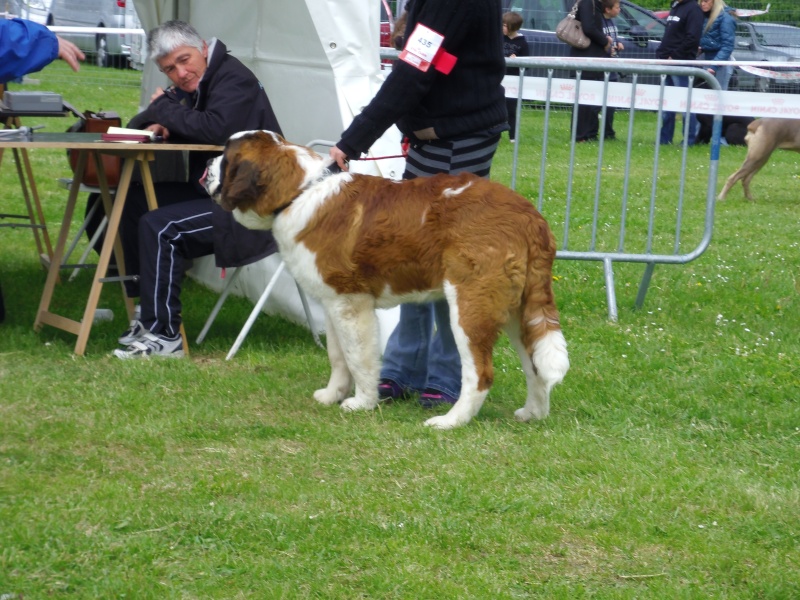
[195,260,322,359]
[195,139,336,358]
[56,178,110,281]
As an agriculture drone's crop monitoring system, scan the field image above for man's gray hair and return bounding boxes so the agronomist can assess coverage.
[147,20,204,61]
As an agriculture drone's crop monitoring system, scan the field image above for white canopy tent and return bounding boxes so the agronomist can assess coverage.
[131,0,403,347]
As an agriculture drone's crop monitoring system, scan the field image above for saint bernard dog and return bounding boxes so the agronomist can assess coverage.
[202,130,569,429]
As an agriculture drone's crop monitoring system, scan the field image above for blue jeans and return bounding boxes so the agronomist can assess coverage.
[381,300,460,399]
[660,74,698,145]
[714,65,732,91]
[379,133,501,397]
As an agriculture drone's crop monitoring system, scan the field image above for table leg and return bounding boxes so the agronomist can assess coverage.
[21,147,54,260]
[34,152,87,335]
[74,154,137,356]
[1,115,54,263]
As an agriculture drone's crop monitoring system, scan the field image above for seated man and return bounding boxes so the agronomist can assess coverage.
[113,20,282,359]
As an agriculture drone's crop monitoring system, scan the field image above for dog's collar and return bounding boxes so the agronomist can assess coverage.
[272,162,344,217]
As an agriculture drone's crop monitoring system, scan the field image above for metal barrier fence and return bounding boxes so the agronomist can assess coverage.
[375,49,733,321]
[502,57,725,321]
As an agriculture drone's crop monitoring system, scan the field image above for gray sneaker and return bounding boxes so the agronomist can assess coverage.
[113,331,184,359]
[118,319,146,345]
[118,305,143,345]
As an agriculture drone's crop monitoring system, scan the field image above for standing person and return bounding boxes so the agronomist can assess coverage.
[113,20,282,359]
[568,0,612,143]
[503,11,529,143]
[601,0,624,140]
[329,0,508,407]
[0,17,85,81]
[656,0,704,145]
[698,0,736,91]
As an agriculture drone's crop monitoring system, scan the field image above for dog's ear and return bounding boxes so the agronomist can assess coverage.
[221,159,263,212]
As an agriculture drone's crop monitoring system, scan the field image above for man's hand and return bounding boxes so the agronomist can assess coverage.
[146,124,170,140]
[329,145,350,171]
[57,36,85,72]
[150,87,166,103]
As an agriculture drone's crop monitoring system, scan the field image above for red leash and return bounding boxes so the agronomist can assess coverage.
[353,138,409,162]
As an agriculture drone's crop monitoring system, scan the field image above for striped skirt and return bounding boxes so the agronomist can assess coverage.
[403,133,501,180]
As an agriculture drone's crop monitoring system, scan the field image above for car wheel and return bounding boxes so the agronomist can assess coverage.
[96,31,109,68]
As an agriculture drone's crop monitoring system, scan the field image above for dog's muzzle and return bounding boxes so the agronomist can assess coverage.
[203,156,223,200]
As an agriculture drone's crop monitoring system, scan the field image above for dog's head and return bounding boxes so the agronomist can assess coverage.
[203,130,312,230]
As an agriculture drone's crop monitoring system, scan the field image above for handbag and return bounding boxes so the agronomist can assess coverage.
[556,0,591,49]
[67,110,122,187]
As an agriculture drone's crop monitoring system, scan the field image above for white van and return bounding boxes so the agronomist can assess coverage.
[18,0,142,68]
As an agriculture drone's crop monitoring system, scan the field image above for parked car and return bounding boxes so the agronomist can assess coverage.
[1,1,23,18]
[16,0,141,68]
[7,0,50,24]
[125,0,145,71]
[503,0,665,82]
[729,21,800,94]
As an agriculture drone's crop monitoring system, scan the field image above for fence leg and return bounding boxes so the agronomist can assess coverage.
[603,257,618,322]
[635,262,656,311]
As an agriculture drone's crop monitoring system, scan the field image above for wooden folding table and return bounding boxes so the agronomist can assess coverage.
[0,132,221,355]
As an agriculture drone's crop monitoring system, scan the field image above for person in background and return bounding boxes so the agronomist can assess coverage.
[112,20,281,359]
[0,18,84,323]
[569,0,612,142]
[0,17,84,81]
[601,0,624,140]
[503,11,529,143]
[329,0,508,408]
[392,2,410,50]
[656,0,704,145]
[698,0,736,91]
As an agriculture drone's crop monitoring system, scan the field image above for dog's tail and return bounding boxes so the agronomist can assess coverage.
[519,216,569,386]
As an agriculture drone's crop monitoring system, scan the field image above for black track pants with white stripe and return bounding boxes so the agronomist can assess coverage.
[136,198,215,337]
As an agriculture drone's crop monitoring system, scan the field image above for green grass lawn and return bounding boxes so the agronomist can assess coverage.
[1,61,799,598]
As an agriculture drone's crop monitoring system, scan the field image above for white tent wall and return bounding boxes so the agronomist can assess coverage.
[130,0,401,349]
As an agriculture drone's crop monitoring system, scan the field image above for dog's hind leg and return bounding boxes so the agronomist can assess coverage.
[510,308,569,422]
[313,310,353,406]
[718,168,746,201]
[741,163,768,201]
[504,317,546,421]
[424,282,496,430]
[324,295,382,412]
[514,245,569,422]
[719,128,775,201]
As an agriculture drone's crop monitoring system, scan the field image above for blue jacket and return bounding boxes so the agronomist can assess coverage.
[0,18,59,83]
[699,8,736,62]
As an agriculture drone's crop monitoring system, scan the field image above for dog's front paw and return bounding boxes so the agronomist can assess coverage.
[516,403,549,421]
[314,388,342,406]
[514,407,533,422]
[515,406,549,421]
[341,396,378,412]
[424,414,469,430]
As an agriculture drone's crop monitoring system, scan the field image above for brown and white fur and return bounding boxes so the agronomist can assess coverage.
[202,131,569,429]
[718,118,800,201]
